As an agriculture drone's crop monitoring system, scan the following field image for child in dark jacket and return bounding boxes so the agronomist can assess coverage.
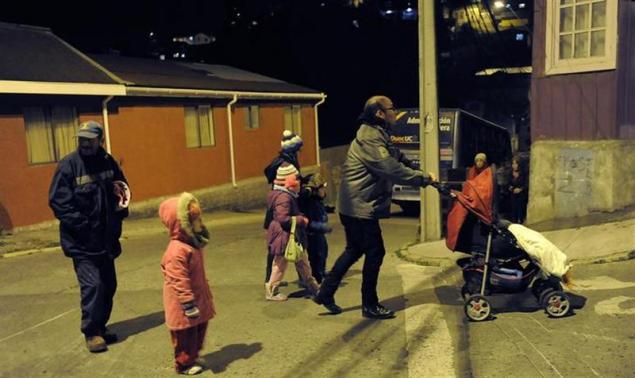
[300,173,331,284]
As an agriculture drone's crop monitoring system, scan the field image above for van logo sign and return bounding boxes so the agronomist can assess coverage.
[406,117,420,124]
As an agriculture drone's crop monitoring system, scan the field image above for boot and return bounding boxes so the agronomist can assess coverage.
[85,335,108,353]
[265,283,287,301]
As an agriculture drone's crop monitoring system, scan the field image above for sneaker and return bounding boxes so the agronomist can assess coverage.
[313,294,342,314]
[179,364,204,375]
[265,283,288,301]
[362,304,396,319]
[85,335,108,353]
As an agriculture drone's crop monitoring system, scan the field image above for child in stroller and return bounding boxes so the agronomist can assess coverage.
[432,165,572,321]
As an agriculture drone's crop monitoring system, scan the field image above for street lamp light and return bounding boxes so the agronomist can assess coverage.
[494,1,505,9]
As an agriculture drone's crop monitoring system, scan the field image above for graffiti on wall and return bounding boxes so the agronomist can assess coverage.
[554,148,594,218]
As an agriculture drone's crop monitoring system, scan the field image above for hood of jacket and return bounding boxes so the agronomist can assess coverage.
[159,192,208,248]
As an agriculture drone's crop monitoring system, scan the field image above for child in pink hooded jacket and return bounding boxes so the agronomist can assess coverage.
[159,193,215,375]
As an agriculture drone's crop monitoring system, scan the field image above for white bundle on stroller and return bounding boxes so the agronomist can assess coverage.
[507,224,571,278]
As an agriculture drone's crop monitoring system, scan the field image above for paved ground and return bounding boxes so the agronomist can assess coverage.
[1,209,634,377]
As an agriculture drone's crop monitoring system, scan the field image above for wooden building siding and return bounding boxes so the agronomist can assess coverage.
[617,1,635,132]
[531,0,630,141]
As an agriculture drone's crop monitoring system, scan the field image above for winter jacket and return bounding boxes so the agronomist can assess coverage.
[48,148,128,259]
[338,123,432,219]
[300,195,330,235]
[266,189,307,256]
[159,194,215,331]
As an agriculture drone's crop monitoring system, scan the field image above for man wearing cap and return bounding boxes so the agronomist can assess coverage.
[49,120,129,353]
[314,95,436,319]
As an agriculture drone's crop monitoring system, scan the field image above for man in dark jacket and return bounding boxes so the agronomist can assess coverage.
[314,96,435,319]
[49,121,129,353]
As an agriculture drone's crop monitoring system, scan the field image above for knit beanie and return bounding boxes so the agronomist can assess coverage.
[281,130,303,153]
[474,153,487,163]
[274,163,300,187]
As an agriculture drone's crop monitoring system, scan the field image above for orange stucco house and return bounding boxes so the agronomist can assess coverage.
[0,22,326,231]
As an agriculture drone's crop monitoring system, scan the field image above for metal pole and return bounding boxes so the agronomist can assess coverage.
[226,95,238,187]
[418,0,441,241]
[480,230,493,296]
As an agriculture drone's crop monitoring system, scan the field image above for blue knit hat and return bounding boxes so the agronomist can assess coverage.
[281,130,303,152]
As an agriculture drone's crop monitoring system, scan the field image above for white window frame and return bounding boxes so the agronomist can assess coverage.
[545,0,618,75]
[184,105,215,148]
[245,105,260,130]
[283,105,303,136]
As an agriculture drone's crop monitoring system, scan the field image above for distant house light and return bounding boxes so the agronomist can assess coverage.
[518,3,526,9]
[159,54,165,60]
[320,2,325,6]
[181,53,186,58]
[252,21,258,26]
[173,53,179,58]
[405,7,413,12]
[385,9,394,15]
[494,1,505,9]
[516,33,524,41]
[149,32,154,37]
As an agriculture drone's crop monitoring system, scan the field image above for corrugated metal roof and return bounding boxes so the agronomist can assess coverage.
[90,54,320,94]
[0,22,119,84]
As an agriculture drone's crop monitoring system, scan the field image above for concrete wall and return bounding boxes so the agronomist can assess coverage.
[528,140,635,223]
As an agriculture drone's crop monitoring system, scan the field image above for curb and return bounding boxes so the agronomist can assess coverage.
[1,246,61,259]
[395,244,635,267]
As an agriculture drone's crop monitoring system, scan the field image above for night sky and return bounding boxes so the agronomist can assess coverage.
[2,0,532,147]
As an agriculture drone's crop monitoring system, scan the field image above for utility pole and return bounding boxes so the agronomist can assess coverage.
[418,0,441,241]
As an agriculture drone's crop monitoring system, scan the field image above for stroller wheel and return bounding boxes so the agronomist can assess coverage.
[542,290,571,318]
[464,295,491,322]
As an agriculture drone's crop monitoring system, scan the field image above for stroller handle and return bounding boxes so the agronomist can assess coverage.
[429,181,452,196]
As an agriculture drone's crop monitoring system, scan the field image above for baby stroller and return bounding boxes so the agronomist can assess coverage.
[431,166,572,322]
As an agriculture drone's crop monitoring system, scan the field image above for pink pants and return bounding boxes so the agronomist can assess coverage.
[170,321,208,372]
[268,254,317,291]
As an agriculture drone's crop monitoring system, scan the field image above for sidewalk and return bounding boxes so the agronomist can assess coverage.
[400,211,635,267]
[0,209,264,258]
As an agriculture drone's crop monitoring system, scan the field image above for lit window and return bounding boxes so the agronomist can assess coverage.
[184,105,215,148]
[284,105,303,136]
[246,105,260,129]
[545,0,617,75]
[23,106,79,164]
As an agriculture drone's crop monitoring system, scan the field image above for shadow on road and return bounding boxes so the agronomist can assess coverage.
[108,311,165,342]
[202,342,263,373]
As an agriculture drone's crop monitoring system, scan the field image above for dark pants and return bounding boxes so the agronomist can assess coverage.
[319,214,385,307]
[170,322,208,372]
[510,194,527,224]
[307,233,328,283]
[72,255,117,337]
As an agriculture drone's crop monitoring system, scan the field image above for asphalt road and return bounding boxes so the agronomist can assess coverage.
[0,210,633,377]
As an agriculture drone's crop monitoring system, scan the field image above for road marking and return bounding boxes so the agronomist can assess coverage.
[0,308,76,343]
[572,276,635,291]
[397,264,455,377]
[595,296,635,315]
[512,326,564,378]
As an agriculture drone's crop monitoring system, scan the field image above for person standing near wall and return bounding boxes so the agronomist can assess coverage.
[48,121,129,353]
[508,156,528,224]
[313,95,435,319]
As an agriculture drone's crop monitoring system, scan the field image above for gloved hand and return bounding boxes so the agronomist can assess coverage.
[181,301,200,318]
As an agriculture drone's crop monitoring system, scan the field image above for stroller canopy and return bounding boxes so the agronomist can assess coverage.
[446,165,496,251]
